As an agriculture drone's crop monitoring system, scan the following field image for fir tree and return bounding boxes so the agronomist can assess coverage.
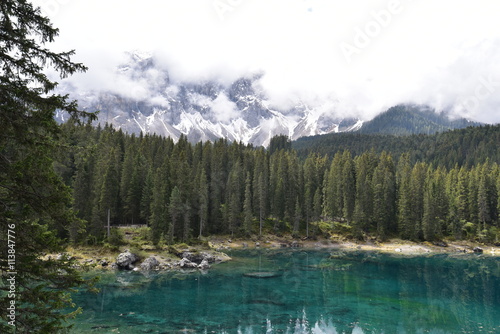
[341,152,356,223]
[397,153,413,239]
[168,187,183,244]
[0,1,97,332]
[243,172,253,236]
[197,168,209,238]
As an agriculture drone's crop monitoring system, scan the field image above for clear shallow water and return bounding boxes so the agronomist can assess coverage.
[70,249,500,333]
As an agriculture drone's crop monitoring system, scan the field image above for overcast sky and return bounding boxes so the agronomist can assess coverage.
[33,0,500,123]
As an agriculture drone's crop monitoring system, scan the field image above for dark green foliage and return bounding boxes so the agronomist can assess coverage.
[269,134,292,154]
[397,153,413,239]
[55,121,500,245]
[372,153,396,240]
[341,152,356,223]
[243,172,253,236]
[294,124,500,168]
[0,1,97,332]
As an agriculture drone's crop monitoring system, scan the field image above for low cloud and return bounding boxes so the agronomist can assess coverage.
[35,0,500,124]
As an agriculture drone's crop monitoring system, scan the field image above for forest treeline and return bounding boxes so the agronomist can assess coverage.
[294,124,500,168]
[55,122,500,245]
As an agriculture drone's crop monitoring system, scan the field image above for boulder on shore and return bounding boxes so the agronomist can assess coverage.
[181,251,228,264]
[140,256,159,271]
[473,247,484,254]
[179,257,198,269]
[198,259,211,270]
[115,250,139,270]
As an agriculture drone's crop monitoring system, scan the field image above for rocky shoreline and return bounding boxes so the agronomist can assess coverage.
[47,247,231,272]
[112,249,231,271]
[208,236,500,256]
[51,236,500,273]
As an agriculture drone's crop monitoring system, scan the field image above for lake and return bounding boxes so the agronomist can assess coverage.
[70,249,500,333]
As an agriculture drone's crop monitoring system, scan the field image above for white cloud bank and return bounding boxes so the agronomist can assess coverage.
[33,0,500,123]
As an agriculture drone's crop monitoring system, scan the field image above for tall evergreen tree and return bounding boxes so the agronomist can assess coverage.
[353,151,377,236]
[477,162,496,233]
[210,139,228,233]
[149,164,169,245]
[372,153,396,240]
[323,152,344,219]
[140,166,154,226]
[168,187,183,244]
[423,167,448,241]
[397,153,413,239]
[225,160,243,235]
[197,168,209,238]
[303,154,316,224]
[269,134,292,154]
[90,147,121,241]
[454,167,470,238]
[71,146,96,241]
[409,162,427,240]
[341,151,356,223]
[270,151,286,221]
[0,1,97,332]
[243,172,253,236]
[252,149,268,236]
[467,166,479,225]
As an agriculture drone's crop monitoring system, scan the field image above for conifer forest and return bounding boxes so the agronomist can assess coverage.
[57,122,500,245]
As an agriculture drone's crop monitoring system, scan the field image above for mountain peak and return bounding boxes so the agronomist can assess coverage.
[59,53,361,147]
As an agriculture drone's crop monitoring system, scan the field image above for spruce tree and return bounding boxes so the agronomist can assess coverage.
[409,162,427,240]
[252,149,268,236]
[140,166,154,226]
[168,187,183,244]
[397,153,413,239]
[372,153,396,240]
[477,171,490,231]
[353,152,377,236]
[149,166,168,245]
[0,1,97,332]
[341,152,356,223]
[323,152,343,219]
[197,168,209,238]
[243,172,253,236]
[225,160,243,235]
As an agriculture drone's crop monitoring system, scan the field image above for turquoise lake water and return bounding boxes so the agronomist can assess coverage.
[70,249,500,333]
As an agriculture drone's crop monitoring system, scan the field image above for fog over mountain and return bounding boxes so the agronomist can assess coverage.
[37,0,500,137]
[59,52,362,146]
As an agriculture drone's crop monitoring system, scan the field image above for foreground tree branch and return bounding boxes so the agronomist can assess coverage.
[0,1,97,333]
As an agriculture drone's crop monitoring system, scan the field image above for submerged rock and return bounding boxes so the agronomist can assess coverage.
[243,271,282,278]
[115,250,139,270]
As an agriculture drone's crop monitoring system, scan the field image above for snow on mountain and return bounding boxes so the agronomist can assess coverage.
[59,52,362,147]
